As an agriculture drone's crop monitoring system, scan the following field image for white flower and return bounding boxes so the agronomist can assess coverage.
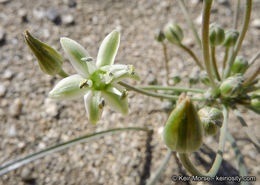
[49,30,139,124]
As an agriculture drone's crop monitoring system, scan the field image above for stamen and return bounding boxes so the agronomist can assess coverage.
[120,89,128,99]
[79,79,92,89]
[81,57,93,62]
[98,98,105,109]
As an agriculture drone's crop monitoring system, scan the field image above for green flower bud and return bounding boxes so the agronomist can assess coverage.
[164,22,184,45]
[154,29,165,42]
[163,95,204,153]
[231,56,248,75]
[189,70,199,85]
[200,71,210,86]
[198,107,223,136]
[223,30,239,47]
[209,23,225,46]
[24,30,63,76]
[172,75,181,85]
[220,74,245,98]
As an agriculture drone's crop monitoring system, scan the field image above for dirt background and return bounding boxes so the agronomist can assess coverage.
[0,0,260,184]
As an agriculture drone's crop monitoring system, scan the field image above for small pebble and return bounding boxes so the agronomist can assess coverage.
[46,8,61,25]
[68,0,77,8]
[2,70,13,80]
[32,8,46,20]
[0,28,6,46]
[0,85,6,97]
[252,19,260,29]
[62,14,75,25]
[18,9,28,23]
[9,98,23,117]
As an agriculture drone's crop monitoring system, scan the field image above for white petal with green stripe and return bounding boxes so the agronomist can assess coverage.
[96,30,120,67]
[49,74,88,100]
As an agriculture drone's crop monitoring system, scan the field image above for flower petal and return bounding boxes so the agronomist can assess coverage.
[96,30,120,67]
[60,37,96,77]
[49,74,88,100]
[84,91,103,124]
[101,86,128,115]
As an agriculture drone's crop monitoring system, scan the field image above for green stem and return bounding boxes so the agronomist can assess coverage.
[248,51,260,67]
[224,0,252,78]
[137,85,205,93]
[178,105,228,177]
[58,69,69,78]
[210,46,221,81]
[233,0,241,29]
[178,0,202,49]
[222,47,230,77]
[146,150,172,185]
[243,65,260,86]
[202,0,218,90]
[179,43,204,70]
[226,132,249,185]
[118,81,205,101]
[162,42,170,85]
[0,127,150,176]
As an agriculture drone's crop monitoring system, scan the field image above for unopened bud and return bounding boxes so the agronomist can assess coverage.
[231,56,248,75]
[154,29,165,42]
[209,23,225,46]
[163,94,204,153]
[200,71,210,86]
[220,74,244,98]
[172,75,181,85]
[164,22,184,45]
[223,30,239,47]
[24,30,63,76]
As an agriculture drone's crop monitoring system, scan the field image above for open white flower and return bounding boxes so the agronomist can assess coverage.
[49,30,139,124]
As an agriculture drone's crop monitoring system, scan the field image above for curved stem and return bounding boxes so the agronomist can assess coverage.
[233,0,241,29]
[249,51,260,67]
[178,0,202,49]
[0,127,150,176]
[118,81,205,101]
[146,150,172,185]
[210,46,221,81]
[58,69,69,78]
[226,132,249,185]
[222,47,230,77]
[202,0,218,90]
[178,105,229,177]
[162,42,170,85]
[179,43,204,70]
[224,0,252,78]
[243,65,260,86]
[137,85,205,93]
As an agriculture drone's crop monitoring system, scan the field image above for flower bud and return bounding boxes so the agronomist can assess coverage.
[209,23,225,46]
[24,30,63,76]
[163,22,184,45]
[223,30,239,47]
[220,74,244,98]
[172,75,181,85]
[200,71,210,86]
[163,95,204,153]
[189,70,199,85]
[154,29,165,43]
[231,56,248,75]
[251,98,260,109]
[198,107,223,136]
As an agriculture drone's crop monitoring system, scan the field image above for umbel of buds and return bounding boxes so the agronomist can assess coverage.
[223,29,239,47]
[24,30,63,76]
[163,22,184,45]
[163,95,204,153]
[220,74,245,98]
[231,56,248,75]
[209,23,225,46]
[198,107,223,136]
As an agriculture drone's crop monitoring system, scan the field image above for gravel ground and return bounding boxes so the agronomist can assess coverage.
[0,0,260,184]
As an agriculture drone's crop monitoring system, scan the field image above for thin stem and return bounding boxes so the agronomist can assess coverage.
[226,132,249,185]
[178,105,228,177]
[248,51,260,67]
[58,69,69,78]
[146,150,172,185]
[137,85,205,93]
[210,46,221,81]
[222,47,230,77]
[0,127,150,176]
[243,65,260,86]
[233,0,241,29]
[118,81,205,101]
[224,0,252,78]
[202,0,218,90]
[178,0,202,49]
[179,43,204,69]
[162,42,170,85]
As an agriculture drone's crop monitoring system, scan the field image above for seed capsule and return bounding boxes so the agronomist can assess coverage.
[223,30,239,47]
[209,23,225,46]
[198,107,223,136]
[163,22,184,45]
[231,56,248,75]
[220,74,244,98]
[24,30,63,76]
[163,95,204,153]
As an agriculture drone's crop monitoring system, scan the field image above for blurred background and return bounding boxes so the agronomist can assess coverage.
[0,0,259,184]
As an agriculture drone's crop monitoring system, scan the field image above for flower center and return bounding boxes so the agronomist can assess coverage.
[90,70,108,90]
